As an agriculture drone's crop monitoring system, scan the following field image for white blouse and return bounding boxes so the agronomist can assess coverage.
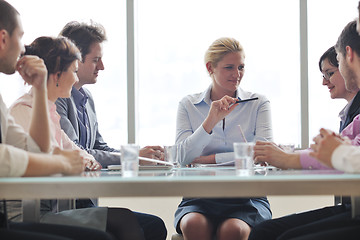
[176,85,273,165]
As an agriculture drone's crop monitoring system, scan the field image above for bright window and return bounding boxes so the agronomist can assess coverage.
[2,0,359,150]
[136,0,301,146]
[308,0,359,142]
[1,0,127,147]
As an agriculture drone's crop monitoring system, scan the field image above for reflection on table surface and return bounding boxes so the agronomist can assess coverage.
[91,166,351,179]
[0,166,357,183]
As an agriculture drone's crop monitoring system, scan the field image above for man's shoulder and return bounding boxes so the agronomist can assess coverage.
[55,96,77,116]
[55,96,74,105]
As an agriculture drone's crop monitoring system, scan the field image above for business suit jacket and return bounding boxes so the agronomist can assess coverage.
[55,87,119,167]
[340,90,360,132]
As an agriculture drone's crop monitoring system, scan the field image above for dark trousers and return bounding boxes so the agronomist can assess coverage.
[134,211,167,240]
[284,218,360,240]
[7,222,113,240]
[106,208,167,240]
[0,228,69,240]
[248,204,356,240]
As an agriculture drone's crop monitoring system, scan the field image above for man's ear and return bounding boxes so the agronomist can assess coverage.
[0,29,9,50]
[346,45,354,62]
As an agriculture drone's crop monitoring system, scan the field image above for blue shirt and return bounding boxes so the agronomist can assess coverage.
[72,87,91,149]
[176,85,273,165]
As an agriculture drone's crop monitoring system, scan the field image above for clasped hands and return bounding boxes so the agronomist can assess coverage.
[252,128,351,170]
[139,146,165,165]
[309,128,350,168]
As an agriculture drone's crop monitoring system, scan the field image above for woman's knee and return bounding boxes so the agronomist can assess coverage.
[180,213,211,233]
[218,219,250,240]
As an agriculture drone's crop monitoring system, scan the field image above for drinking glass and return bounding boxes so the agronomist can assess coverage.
[233,142,255,176]
[164,145,179,168]
[120,144,139,177]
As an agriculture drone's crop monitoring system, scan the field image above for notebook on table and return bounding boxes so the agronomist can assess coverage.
[107,165,173,171]
[107,156,173,171]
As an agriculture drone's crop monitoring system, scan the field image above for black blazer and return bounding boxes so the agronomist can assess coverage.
[340,90,360,132]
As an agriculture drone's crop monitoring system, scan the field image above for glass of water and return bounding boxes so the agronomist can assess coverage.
[164,145,179,168]
[233,142,255,176]
[120,144,139,177]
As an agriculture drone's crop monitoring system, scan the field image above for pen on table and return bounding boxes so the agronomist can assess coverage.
[139,156,174,166]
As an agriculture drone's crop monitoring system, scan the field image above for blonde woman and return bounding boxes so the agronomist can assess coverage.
[174,37,273,240]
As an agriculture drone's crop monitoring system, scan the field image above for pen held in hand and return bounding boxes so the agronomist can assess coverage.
[229,97,259,109]
[235,97,259,103]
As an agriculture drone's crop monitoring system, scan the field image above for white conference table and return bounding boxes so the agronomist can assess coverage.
[1,166,360,220]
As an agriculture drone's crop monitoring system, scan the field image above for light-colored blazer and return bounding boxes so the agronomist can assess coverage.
[55,87,119,167]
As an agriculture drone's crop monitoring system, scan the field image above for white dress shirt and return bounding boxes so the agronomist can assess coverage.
[176,84,273,165]
[0,95,40,177]
[332,144,360,173]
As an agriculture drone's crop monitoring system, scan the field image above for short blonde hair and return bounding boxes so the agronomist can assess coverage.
[204,37,244,68]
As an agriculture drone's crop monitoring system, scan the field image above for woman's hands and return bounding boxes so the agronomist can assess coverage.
[53,147,85,175]
[253,141,301,169]
[203,96,238,134]
[84,154,102,171]
[193,154,216,164]
[309,128,348,168]
[139,146,164,165]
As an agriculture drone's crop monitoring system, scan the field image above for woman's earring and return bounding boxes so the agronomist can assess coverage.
[56,82,59,87]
